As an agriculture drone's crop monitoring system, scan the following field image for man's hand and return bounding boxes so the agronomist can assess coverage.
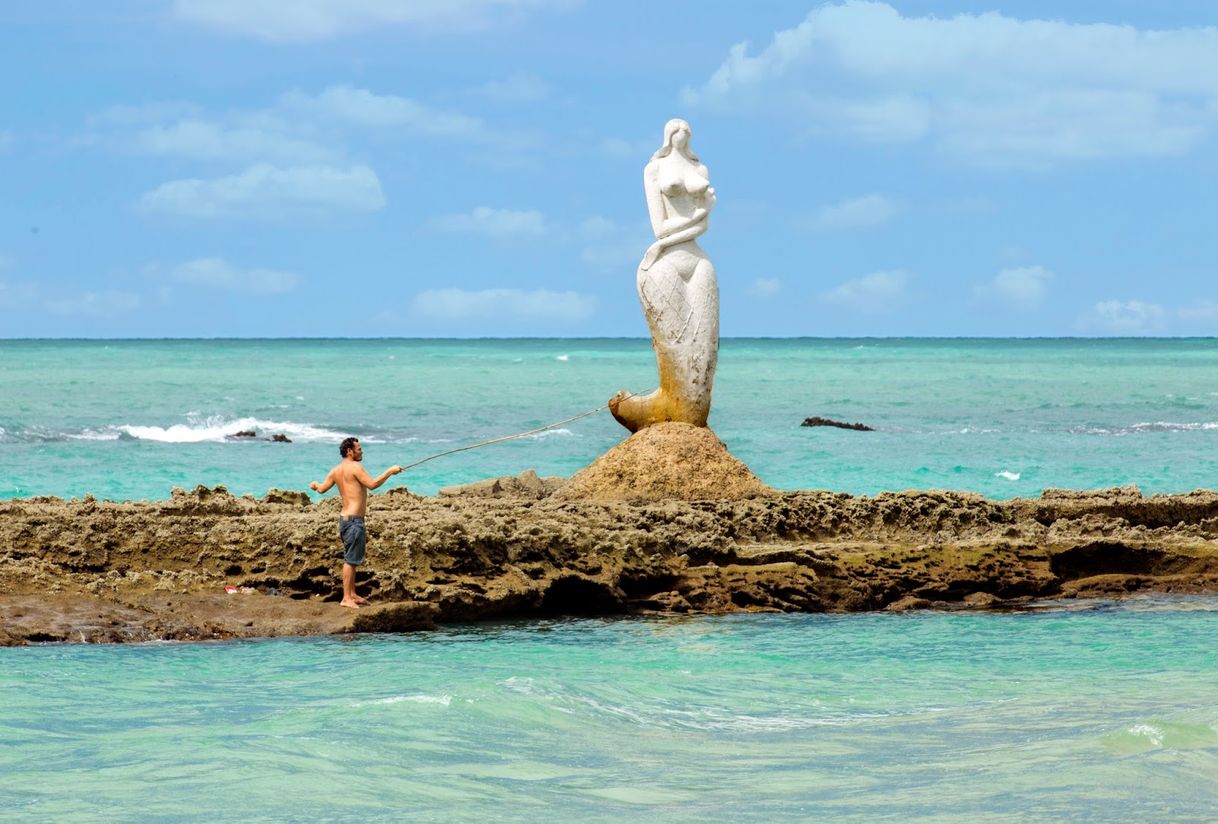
[309,481,320,491]
[391,465,403,475]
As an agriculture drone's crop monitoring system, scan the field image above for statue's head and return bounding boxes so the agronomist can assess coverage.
[653,118,699,162]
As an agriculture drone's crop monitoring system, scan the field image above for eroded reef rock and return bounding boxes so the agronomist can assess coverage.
[4,481,1218,645]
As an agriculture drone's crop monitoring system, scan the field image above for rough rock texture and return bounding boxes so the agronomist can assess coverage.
[4,481,1218,645]
[557,422,775,502]
[440,469,565,500]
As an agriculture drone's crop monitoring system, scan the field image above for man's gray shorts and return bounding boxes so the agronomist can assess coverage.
[339,515,366,566]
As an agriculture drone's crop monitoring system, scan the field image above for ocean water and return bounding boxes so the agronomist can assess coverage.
[5,338,1218,821]
[2,337,1218,501]
[3,600,1218,821]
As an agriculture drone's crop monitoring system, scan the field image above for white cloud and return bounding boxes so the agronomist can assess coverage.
[749,278,782,298]
[43,290,142,318]
[172,0,573,42]
[1085,300,1167,333]
[97,86,529,175]
[684,1,1218,163]
[820,270,909,313]
[975,265,1054,309]
[472,74,550,104]
[431,206,547,237]
[279,86,483,138]
[138,164,385,219]
[131,119,334,164]
[411,288,595,322]
[1,279,143,319]
[170,258,301,294]
[811,194,901,231]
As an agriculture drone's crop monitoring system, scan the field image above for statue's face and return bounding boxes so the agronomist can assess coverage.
[673,126,690,150]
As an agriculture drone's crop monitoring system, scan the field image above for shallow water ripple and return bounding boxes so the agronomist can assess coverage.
[2,600,1218,820]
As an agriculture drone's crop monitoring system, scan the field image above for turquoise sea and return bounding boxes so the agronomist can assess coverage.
[3,338,1218,820]
[3,603,1218,820]
[3,337,1218,501]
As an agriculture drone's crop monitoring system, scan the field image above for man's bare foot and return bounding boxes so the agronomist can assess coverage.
[353,594,370,605]
[340,598,360,609]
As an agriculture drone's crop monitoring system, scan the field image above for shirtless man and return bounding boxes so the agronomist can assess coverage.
[310,437,403,609]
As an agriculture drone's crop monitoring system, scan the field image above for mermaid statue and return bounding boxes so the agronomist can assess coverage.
[609,118,719,433]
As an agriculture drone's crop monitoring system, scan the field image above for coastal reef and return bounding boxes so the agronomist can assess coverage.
[4,479,1218,645]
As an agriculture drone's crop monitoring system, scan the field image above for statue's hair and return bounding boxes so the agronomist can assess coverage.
[652,118,699,162]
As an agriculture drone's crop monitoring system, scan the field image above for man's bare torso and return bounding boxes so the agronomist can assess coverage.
[331,460,370,516]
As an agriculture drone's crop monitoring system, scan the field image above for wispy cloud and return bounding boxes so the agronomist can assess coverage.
[1178,300,1218,322]
[138,164,385,219]
[471,74,550,104]
[431,206,547,237]
[171,0,576,42]
[43,290,143,318]
[810,194,902,231]
[130,119,335,164]
[279,86,485,139]
[1,280,142,318]
[0,280,38,308]
[577,216,648,271]
[100,86,508,162]
[820,269,910,313]
[685,1,1218,164]
[599,136,654,159]
[411,288,595,322]
[974,265,1054,309]
[170,258,302,294]
[1083,299,1167,333]
[749,277,782,298]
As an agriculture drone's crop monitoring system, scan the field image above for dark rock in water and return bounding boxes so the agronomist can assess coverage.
[270,434,292,443]
[801,417,874,432]
[231,430,257,438]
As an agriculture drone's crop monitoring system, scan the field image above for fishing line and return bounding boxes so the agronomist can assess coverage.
[397,394,631,473]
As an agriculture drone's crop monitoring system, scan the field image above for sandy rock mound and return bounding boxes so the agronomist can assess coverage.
[557,422,775,502]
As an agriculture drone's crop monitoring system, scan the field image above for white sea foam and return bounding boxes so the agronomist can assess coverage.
[65,429,123,442]
[556,354,569,361]
[527,428,574,440]
[1128,723,1164,747]
[996,471,1021,481]
[114,416,348,444]
[1129,421,1218,433]
[370,694,452,707]
[1073,421,1218,436]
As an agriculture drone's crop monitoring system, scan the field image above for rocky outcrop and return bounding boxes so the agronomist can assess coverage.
[440,469,564,500]
[557,422,774,502]
[3,482,1218,645]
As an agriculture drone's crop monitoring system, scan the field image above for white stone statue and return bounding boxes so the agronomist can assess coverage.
[609,118,719,433]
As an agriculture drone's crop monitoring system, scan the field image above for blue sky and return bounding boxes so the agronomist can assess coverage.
[2,0,1217,338]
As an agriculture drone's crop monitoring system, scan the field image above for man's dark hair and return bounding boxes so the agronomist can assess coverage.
[340,437,359,458]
